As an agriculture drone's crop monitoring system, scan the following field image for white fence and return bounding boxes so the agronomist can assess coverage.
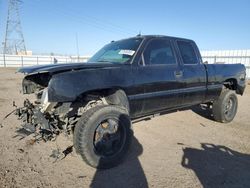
[0,50,250,78]
[0,54,90,67]
[201,50,250,78]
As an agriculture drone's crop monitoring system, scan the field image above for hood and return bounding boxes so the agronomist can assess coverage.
[18,62,121,74]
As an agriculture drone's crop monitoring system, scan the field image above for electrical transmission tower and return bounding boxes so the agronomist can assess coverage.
[3,0,26,55]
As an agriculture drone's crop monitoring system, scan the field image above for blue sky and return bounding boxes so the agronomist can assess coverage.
[0,0,250,55]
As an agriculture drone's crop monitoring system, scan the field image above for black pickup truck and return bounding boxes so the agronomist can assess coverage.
[17,35,246,169]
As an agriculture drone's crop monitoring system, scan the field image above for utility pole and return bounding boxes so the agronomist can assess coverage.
[75,33,80,62]
[3,0,27,56]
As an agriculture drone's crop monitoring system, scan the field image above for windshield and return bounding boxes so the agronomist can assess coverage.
[88,38,142,64]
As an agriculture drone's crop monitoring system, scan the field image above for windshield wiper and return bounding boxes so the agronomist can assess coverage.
[97,60,111,63]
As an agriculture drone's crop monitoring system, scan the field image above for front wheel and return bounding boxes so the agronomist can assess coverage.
[212,89,238,123]
[73,105,132,169]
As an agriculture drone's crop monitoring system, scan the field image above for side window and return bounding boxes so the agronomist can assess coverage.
[143,39,176,65]
[177,41,198,65]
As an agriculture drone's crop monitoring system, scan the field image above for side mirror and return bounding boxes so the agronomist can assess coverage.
[203,61,208,64]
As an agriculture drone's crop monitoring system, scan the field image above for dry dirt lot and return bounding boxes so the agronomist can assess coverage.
[0,68,250,188]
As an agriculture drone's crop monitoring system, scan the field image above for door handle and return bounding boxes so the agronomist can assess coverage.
[174,70,183,78]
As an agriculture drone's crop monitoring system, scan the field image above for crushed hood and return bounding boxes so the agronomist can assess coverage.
[18,62,120,74]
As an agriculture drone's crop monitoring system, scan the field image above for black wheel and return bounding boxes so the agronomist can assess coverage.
[212,89,238,123]
[73,105,132,169]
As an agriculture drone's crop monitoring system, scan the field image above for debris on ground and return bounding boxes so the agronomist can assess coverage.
[50,145,74,162]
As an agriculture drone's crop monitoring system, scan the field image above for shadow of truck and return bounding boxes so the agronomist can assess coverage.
[182,143,250,188]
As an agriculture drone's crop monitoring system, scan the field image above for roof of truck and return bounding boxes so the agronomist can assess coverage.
[115,34,194,43]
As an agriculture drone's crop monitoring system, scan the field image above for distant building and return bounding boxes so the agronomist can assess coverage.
[17,50,33,56]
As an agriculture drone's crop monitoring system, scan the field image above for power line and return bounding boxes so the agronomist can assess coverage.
[56,6,138,35]
[30,0,137,36]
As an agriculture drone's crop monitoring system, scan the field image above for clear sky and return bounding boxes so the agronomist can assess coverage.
[0,0,250,55]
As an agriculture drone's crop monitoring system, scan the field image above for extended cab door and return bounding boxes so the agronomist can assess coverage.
[134,38,183,115]
[174,40,207,106]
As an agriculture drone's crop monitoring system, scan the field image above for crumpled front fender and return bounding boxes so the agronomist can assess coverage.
[47,67,131,102]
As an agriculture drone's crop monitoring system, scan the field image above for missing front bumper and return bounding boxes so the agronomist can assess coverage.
[16,99,58,141]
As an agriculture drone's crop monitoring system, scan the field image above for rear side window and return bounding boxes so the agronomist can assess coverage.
[143,39,176,65]
[177,41,198,65]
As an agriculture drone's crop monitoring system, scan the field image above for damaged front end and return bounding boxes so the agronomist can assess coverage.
[16,87,68,141]
[15,66,106,142]
[16,79,103,142]
[16,100,58,141]
[14,71,58,140]
[15,72,77,141]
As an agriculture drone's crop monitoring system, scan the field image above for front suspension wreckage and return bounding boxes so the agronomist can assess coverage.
[16,99,60,141]
[2,97,102,142]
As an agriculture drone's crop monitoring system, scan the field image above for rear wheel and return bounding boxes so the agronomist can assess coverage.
[212,89,238,123]
[73,105,132,169]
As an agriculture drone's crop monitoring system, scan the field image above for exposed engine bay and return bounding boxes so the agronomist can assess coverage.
[16,85,105,141]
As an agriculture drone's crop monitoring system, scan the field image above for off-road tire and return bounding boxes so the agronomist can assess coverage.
[73,105,132,169]
[212,89,238,123]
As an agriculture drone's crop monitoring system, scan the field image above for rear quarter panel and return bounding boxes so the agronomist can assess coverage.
[205,63,246,101]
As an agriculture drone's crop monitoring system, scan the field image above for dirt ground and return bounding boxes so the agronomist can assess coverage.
[0,68,250,188]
